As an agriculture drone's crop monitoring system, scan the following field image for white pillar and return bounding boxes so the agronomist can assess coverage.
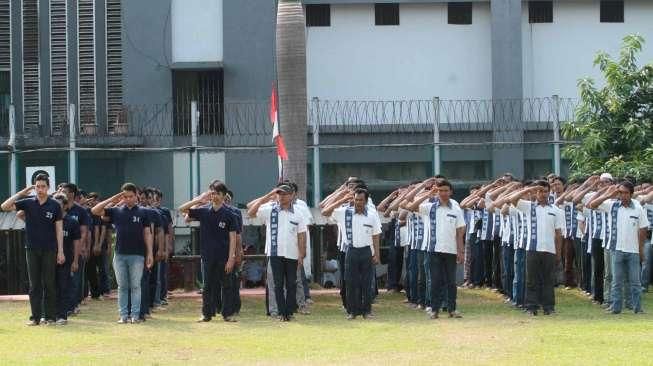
[68,104,77,183]
[552,95,561,176]
[432,97,441,175]
[312,97,321,207]
[191,101,200,198]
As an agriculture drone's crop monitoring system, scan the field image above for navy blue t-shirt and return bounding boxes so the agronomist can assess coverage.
[157,207,173,235]
[15,197,63,251]
[188,204,237,261]
[105,205,150,256]
[225,204,243,234]
[66,203,91,229]
[62,215,81,265]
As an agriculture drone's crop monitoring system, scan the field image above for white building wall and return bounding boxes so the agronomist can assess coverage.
[523,0,653,98]
[171,0,223,63]
[306,3,493,100]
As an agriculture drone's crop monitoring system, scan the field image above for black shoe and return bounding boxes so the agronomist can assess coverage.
[543,310,552,316]
[197,316,212,322]
[527,310,538,316]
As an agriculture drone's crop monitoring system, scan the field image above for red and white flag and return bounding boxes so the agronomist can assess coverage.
[270,84,288,180]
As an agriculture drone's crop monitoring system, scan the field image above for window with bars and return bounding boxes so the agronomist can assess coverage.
[306,4,330,27]
[375,3,399,26]
[600,0,624,23]
[22,0,39,133]
[78,0,96,127]
[50,0,67,135]
[106,0,123,134]
[448,2,472,25]
[0,0,9,71]
[172,70,224,136]
[529,1,553,23]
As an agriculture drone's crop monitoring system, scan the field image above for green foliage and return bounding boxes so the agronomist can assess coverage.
[562,34,653,181]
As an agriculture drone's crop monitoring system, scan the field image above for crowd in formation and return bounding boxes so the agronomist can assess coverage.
[1,175,174,325]
[380,173,653,316]
[2,171,652,325]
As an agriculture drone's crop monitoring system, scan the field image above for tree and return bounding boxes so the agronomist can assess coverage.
[562,34,653,181]
[276,0,308,199]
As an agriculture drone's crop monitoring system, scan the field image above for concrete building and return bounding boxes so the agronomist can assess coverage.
[0,0,652,211]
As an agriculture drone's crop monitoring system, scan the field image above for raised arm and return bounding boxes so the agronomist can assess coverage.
[321,193,352,218]
[1,185,35,212]
[404,187,436,212]
[586,185,618,210]
[178,191,211,214]
[91,192,123,217]
[246,189,278,218]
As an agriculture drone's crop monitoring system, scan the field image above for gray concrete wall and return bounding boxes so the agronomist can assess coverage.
[123,151,174,208]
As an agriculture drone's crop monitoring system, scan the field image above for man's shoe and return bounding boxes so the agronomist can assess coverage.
[363,312,375,320]
[527,310,538,316]
[130,318,143,324]
[346,314,356,320]
[26,319,40,326]
[223,316,238,323]
[55,318,68,325]
[429,311,439,319]
[448,311,463,319]
[117,318,129,324]
[197,316,212,322]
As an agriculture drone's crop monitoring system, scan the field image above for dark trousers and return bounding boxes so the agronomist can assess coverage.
[338,251,347,308]
[471,242,485,286]
[502,246,515,300]
[202,256,235,318]
[269,256,298,318]
[158,261,168,301]
[563,238,577,287]
[416,250,427,306]
[139,268,151,318]
[429,252,458,313]
[525,251,556,312]
[581,240,593,292]
[55,263,73,320]
[482,240,493,287]
[230,269,241,313]
[99,251,111,294]
[492,239,503,291]
[26,249,57,321]
[406,249,417,303]
[345,247,373,316]
[387,246,404,290]
[86,254,103,299]
[591,239,605,303]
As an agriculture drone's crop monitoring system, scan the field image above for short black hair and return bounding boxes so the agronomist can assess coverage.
[209,180,228,195]
[61,183,79,196]
[619,180,635,194]
[87,192,99,199]
[35,173,50,187]
[433,174,446,179]
[121,183,138,194]
[436,179,453,191]
[354,188,369,201]
[533,180,550,189]
[469,184,482,191]
[553,176,567,185]
[623,176,637,185]
[52,193,68,206]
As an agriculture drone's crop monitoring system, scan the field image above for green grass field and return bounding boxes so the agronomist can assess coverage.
[1,288,652,365]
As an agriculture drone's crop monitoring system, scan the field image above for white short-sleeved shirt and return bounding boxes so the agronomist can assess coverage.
[398,208,410,247]
[332,206,382,249]
[418,200,465,255]
[257,203,307,260]
[508,206,527,249]
[597,199,649,254]
[516,200,564,254]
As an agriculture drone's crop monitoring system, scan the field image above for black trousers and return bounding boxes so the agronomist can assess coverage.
[86,254,103,299]
[55,263,72,320]
[387,246,404,290]
[269,256,298,317]
[492,238,503,291]
[202,256,236,319]
[471,241,485,286]
[525,251,556,312]
[345,246,373,316]
[482,240,493,287]
[26,248,57,321]
[429,252,458,313]
[338,251,347,308]
[591,239,605,303]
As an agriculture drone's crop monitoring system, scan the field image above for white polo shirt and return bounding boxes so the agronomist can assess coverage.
[597,199,649,254]
[257,203,307,260]
[332,206,382,249]
[516,199,564,254]
[418,199,465,255]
